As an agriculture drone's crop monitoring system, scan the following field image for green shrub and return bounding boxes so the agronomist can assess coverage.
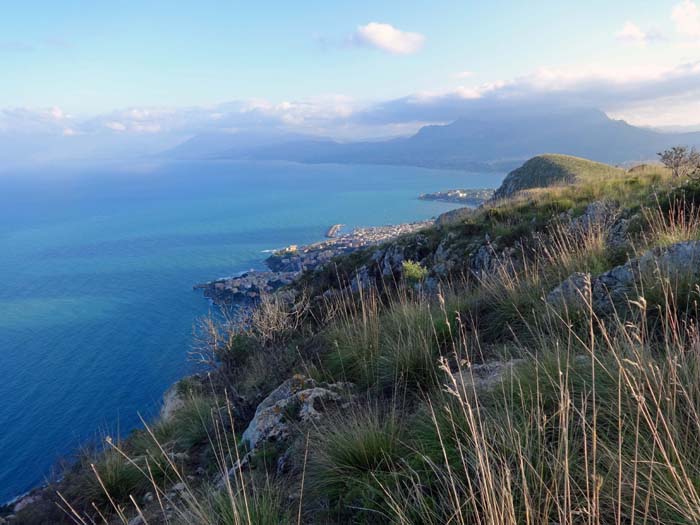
[219,334,262,372]
[402,259,428,283]
[84,448,145,507]
[324,296,442,391]
[128,420,180,485]
[307,408,406,518]
[207,483,290,525]
[169,396,216,449]
[127,396,215,457]
[376,302,441,390]
[324,308,381,388]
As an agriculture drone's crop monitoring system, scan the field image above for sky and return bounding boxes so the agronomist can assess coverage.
[3,0,700,146]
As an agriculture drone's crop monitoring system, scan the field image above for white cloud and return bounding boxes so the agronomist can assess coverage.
[105,121,127,132]
[353,22,425,55]
[0,106,74,134]
[672,0,700,38]
[511,64,670,91]
[346,60,700,127]
[615,21,661,45]
[49,106,65,120]
[7,58,700,140]
[132,122,162,133]
[453,71,474,79]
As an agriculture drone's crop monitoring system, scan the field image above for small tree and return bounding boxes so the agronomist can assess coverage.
[402,260,428,284]
[658,146,700,177]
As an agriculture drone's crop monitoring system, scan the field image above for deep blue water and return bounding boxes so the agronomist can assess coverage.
[0,160,504,502]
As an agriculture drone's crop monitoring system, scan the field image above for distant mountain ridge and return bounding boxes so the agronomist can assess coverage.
[165,129,324,160]
[165,106,700,171]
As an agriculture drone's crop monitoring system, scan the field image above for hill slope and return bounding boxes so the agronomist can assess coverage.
[493,154,625,199]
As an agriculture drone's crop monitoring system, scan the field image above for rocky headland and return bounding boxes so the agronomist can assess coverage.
[418,188,494,206]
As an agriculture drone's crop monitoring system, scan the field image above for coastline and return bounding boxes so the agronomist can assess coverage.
[1,187,469,513]
[195,220,435,306]
[1,218,450,515]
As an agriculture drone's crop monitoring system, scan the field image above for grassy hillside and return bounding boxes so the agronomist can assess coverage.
[493,153,625,199]
[14,155,700,525]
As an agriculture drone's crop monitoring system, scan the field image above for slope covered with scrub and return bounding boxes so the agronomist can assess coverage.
[493,153,625,199]
[10,154,700,524]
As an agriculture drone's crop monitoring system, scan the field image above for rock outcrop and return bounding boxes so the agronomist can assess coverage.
[195,271,297,305]
[161,383,187,422]
[453,360,524,393]
[548,240,700,315]
[241,375,352,452]
[547,272,592,311]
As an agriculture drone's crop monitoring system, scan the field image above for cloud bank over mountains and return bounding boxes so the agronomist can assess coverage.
[7,0,700,150]
[5,58,700,149]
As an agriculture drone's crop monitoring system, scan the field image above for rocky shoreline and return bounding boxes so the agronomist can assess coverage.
[195,220,433,305]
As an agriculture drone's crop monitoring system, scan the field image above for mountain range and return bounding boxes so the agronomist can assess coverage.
[167,106,700,171]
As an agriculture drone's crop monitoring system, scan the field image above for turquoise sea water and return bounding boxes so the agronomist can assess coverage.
[0,160,504,502]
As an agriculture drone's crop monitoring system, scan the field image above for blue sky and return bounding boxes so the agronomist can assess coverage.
[2,0,700,140]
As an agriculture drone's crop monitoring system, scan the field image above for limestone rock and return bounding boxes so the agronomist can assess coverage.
[637,240,700,279]
[454,360,524,392]
[379,244,406,277]
[13,494,41,514]
[469,243,517,276]
[161,383,186,422]
[196,270,298,305]
[576,201,635,252]
[350,265,372,293]
[241,375,352,451]
[434,234,456,263]
[470,243,496,275]
[591,262,637,315]
[547,272,591,311]
[432,234,457,276]
[606,216,632,251]
[551,240,700,316]
[570,201,619,232]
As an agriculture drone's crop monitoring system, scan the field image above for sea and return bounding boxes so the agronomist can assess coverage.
[0,159,504,503]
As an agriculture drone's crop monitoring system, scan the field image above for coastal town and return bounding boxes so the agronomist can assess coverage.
[194,187,500,306]
[195,220,433,304]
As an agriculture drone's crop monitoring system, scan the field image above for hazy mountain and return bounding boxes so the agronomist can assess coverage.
[168,106,700,171]
[166,129,327,159]
[0,131,185,168]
